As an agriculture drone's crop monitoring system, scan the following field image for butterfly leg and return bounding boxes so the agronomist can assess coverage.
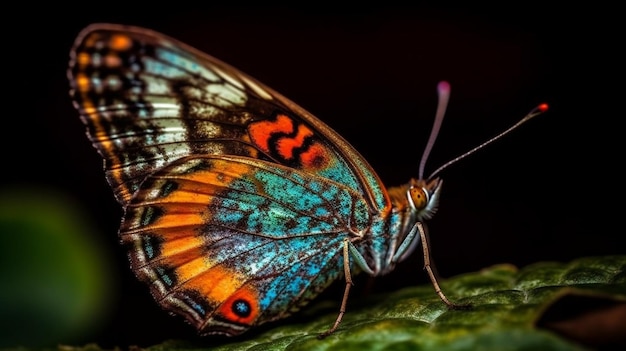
[416,222,470,309]
[318,237,372,338]
[318,238,353,338]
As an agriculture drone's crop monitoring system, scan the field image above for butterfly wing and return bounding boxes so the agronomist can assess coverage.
[68,23,390,335]
[69,23,390,212]
[121,155,371,334]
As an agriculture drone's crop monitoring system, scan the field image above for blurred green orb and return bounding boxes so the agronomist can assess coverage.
[0,187,115,348]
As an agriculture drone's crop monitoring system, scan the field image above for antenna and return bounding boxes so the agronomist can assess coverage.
[428,102,548,180]
[418,81,451,179]
[418,81,549,180]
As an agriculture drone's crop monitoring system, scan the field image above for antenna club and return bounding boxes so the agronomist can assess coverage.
[437,81,451,94]
[538,103,549,112]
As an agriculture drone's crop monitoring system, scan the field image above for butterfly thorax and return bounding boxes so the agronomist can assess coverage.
[370,178,442,275]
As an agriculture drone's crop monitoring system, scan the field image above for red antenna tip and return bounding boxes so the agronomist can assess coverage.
[538,103,549,112]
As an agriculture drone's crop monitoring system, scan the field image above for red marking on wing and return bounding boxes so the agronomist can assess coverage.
[300,142,331,170]
[248,115,333,169]
[248,114,294,153]
[276,124,313,160]
[217,284,260,325]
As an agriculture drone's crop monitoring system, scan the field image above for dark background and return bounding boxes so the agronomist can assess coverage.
[3,3,622,348]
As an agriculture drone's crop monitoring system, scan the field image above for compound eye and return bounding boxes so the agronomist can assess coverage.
[409,187,429,210]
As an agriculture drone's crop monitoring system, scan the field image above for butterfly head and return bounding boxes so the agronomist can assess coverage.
[383,176,442,268]
[407,177,442,221]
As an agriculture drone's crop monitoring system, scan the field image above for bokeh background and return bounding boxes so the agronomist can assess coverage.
[1,3,621,349]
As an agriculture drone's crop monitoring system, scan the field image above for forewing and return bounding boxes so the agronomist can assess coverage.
[68,23,390,212]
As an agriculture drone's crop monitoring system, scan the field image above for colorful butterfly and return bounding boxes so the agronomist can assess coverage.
[68,23,547,337]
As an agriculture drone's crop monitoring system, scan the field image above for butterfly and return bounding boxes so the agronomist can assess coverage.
[68,23,547,337]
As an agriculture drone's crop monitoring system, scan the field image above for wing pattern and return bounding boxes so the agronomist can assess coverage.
[68,24,390,211]
[120,155,371,333]
[68,24,393,335]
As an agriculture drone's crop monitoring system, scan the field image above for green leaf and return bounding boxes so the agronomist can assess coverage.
[146,256,625,351]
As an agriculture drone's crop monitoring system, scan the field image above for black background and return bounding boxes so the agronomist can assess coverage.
[3,3,622,348]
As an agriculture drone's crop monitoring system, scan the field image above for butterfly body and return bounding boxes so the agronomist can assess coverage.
[70,24,443,336]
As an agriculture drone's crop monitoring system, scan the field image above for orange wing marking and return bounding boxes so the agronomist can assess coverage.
[276,124,313,160]
[300,142,331,170]
[74,32,136,203]
[248,114,294,152]
[248,114,332,169]
[109,34,133,51]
